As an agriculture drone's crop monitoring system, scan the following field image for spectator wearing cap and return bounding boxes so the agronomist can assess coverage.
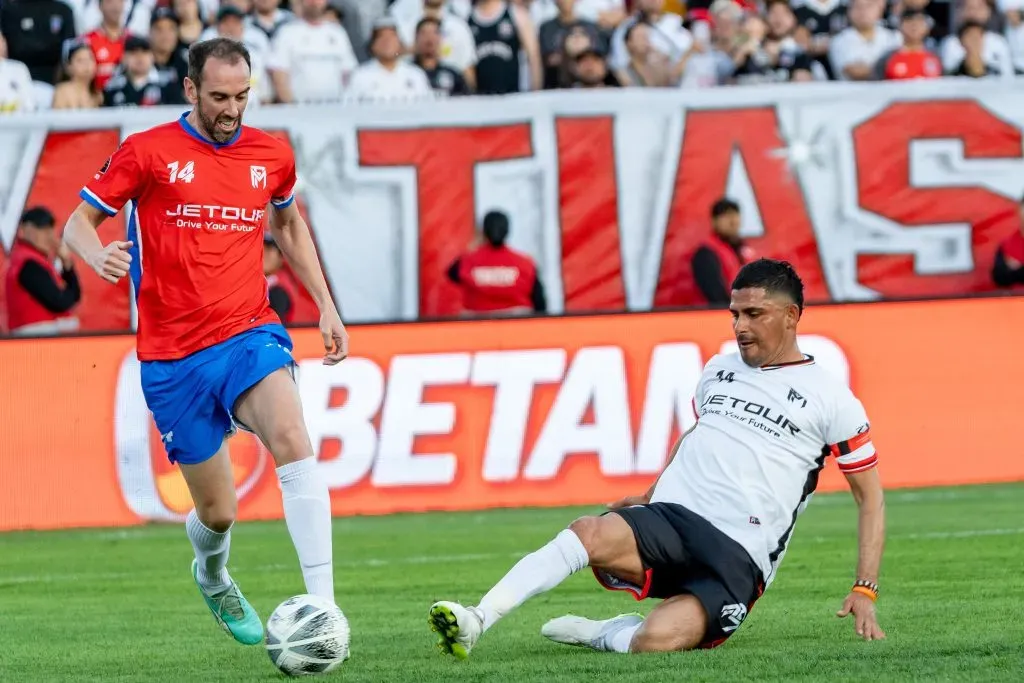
[263,233,299,323]
[413,17,472,96]
[0,0,76,84]
[571,44,621,86]
[539,0,607,89]
[149,7,189,104]
[886,0,947,44]
[0,33,36,113]
[212,5,274,104]
[102,35,174,106]
[829,0,901,80]
[950,20,1000,75]
[395,1,478,90]
[689,198,758,307]
[83,0,132,91]
[52,40,103,109]
[347,18,433,102]
[4,207,81,337]
[249,0,296,42]
[991,195,1024,290]
[877,9,943,79]
[608,0,692,75]
[268,0,359,103]
[940,0,1013,76]
[446,211,547,318]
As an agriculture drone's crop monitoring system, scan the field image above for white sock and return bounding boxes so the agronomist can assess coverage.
[186,509,232,594]
[602,621,643,653]
[278,457,335,603]
[477,529,589,631]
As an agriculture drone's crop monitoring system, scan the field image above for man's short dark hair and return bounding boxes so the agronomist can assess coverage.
[188,38,251,89]
[20,206,55,228]
[731,258,805,312]
[957,19,986,40]
[482,211,510,247]
[416,16,441,36]
[711,197,740,218]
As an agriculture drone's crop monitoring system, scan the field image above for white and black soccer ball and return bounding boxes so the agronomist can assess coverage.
[266,594,350,676]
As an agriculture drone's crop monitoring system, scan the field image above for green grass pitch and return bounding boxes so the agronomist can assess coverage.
[1,483,1022,682]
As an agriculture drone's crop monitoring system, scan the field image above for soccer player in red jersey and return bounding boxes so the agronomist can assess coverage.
[62,38,348,647]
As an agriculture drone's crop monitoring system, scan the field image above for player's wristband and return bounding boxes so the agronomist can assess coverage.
[852,580,879,602]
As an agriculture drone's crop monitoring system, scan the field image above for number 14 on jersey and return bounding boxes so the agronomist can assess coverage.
[168,161,196,184]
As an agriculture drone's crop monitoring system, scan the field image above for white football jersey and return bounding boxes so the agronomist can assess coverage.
[651,352,876,587]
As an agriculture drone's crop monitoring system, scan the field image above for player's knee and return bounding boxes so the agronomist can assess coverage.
[267,422,314,466]
[568,515,624,565]
[196,501,237,533]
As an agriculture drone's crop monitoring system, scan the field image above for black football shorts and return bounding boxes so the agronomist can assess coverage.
[593,502,765,648]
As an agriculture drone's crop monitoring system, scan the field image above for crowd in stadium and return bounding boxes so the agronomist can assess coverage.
[0,0,1019,111]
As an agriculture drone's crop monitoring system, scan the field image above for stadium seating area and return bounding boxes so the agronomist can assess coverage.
[0,0,1019,112]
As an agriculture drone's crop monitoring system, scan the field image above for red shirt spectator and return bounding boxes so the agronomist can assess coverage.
[683,197,758,307]
[447,211,547,317]
[4,207,81,335]
[992,198,1024,290]
[84,0,130,91]
[879,9,941,80]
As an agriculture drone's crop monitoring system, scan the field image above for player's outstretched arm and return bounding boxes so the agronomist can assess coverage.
[836,467,886,641]
[63,202,133,285]
[607,422,696,510]
[269,201,348,365]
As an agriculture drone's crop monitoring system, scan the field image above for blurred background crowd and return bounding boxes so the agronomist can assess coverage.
[0,0,1018,111]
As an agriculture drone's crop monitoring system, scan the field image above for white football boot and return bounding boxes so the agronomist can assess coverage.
[540,613,644,651]
[428,601,484,660]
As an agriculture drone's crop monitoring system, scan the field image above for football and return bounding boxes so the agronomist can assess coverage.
[266,594,350,676]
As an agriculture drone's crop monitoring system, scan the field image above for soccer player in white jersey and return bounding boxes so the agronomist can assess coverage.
[429,258,886,657]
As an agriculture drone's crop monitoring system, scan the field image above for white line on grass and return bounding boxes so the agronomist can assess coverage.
[4,527,1024,587]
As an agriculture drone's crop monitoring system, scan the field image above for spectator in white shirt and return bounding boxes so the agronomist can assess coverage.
[609,0,692,72]
[829,0,902,80]
[347,18,434,103]
[396,0,478,88]
[0,34,36,113]
[200,0,272,61]
[268,0,359,103]
[941,0,1014,75]
[248,0,295,41]
[212,6,273,104]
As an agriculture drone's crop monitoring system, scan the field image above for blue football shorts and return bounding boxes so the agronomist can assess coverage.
[140,323,296,465]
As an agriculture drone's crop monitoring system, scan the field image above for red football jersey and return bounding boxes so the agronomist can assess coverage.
[884,49,942,80]
[80,113,297,361]
[83,29,126,91]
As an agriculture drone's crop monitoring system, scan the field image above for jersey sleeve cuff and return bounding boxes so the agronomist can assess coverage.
[271,194,295,209]
[80,188,118,216]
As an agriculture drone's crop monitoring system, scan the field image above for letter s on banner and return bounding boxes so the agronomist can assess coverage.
[852,100,1022,297]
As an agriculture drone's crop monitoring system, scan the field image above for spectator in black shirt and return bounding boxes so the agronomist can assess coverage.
[0,0,76,83]
[149,7,190,103]
[539,0,606,89]
[413,17,470,96]
[103,36,176,107]
[4,207,81,336]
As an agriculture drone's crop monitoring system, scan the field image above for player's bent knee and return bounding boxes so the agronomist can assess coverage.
[195,501,237,533]
[568,514,635,566]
